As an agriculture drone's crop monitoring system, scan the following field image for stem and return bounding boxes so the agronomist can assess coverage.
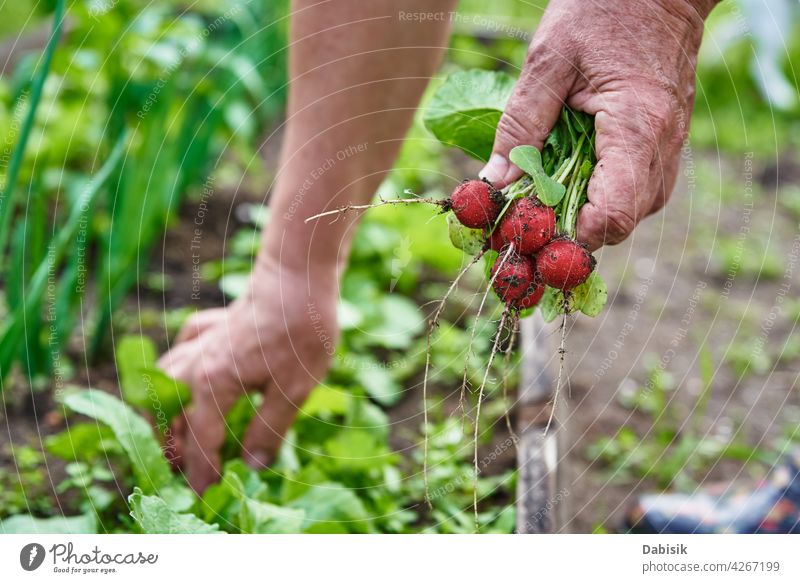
[554,134,585,185]
[0,133,127,380]
[564,174,588,237]
[0,0,66,268]
[558,147,590,237]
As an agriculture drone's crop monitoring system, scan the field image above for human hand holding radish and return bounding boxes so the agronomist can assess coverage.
[482,0,717,250]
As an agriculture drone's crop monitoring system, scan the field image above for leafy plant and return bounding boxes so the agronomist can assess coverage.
[0,445,53,518]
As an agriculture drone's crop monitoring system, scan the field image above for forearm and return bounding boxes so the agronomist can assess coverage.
[260,0,457,275]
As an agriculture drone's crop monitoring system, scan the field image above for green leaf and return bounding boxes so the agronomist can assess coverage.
[322,429,395,473]
[240,498,305,534]
[423,69,516,161]
[0,513,97,534]
[223,473,305,534]
[45,423,117,461]
[508,145,544,176]
[368,296,425,349]
[62,389,193,510]
[569,272,608,317]
[116,335,158,408]
[221,393,263,461]
[288,483,373,533]
[337,299,364,330]
[129,488,220,534]
[300,385,351,419]
[509,145,566,206]
[446,213,485,255]
[539,287,564,323]
[539,286,564,322]
[355,364,403,407]
[137,367,191,422]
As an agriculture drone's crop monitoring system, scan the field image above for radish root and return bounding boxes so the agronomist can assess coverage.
[305,196,445,223]
[457,245,514,425]
[421,248,486,508]
[501,313,520,446]
[472,304,511,532]
[544,301,569,436]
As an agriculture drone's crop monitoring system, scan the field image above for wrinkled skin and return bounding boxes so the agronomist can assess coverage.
[481,0,717,250]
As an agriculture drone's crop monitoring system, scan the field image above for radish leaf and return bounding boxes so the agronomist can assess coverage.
[569,272,608,317]
[447,213,485,255]
[539,287,564,323]
[423,69,516,161]
[509,145,566,206]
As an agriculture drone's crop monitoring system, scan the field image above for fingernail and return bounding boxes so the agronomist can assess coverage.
[479,154,509,185]
[244,450,271,469]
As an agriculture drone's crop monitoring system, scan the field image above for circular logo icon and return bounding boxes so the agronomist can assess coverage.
[20,543,46,571]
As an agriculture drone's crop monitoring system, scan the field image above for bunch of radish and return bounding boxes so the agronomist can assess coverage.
[448,178,596,311]
[306,106,605,321]
[306,100,607,529]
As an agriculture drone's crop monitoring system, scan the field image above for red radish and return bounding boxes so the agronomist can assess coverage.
[498,197,556,255]
[450,179,503,229]
[491,253,535,303]
[537,239,595,290]
[515,281,545,309]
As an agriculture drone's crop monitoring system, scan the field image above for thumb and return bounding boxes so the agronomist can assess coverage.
[481,45,575,188]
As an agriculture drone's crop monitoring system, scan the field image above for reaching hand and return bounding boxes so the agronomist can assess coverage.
[481,0,716,250]
[159,261,338,493]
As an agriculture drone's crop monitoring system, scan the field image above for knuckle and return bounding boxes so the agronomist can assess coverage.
[603,207,637,243]
[644,92,674,137]
[524,39,557,70]
[193,378,216,402]
[181,313,204,333]
[526,20,575,66]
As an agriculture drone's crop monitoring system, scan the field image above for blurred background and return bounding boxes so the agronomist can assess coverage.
[0,0,798,534]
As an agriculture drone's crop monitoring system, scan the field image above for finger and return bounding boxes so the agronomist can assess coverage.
[241,381,310,469]
[576,106,660,250]
[157,338,197,376]
[183,360,242,493]
[175,308,227,344]
[480,40,576,187]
